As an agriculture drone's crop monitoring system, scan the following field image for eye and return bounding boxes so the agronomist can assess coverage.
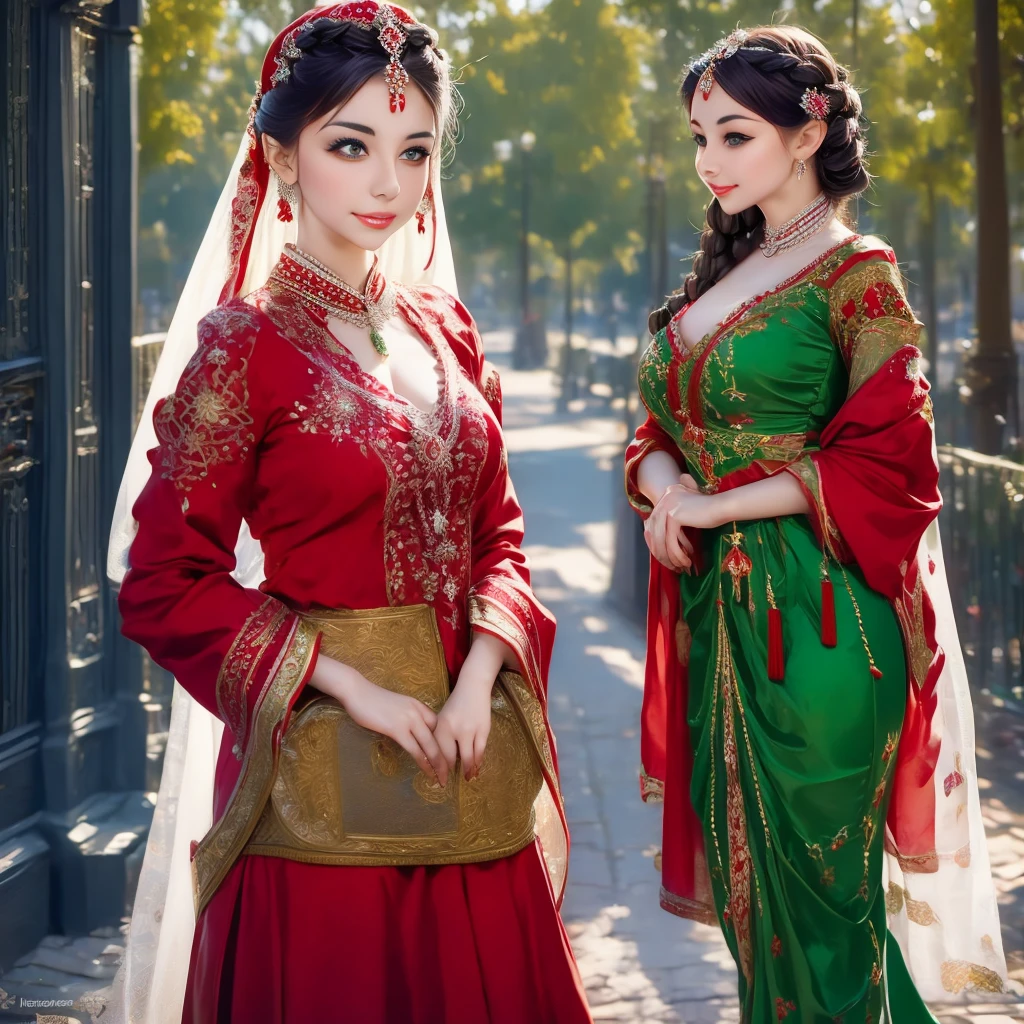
[691,133,707,147]
[327,137,366,159]
[401,145,431,163]
[724,132,752,147]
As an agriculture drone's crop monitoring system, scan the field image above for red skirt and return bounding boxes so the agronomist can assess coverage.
[183,840,593,1024]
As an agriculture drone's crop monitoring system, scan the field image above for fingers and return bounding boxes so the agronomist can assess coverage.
[409,715,448,787]
[433,719,459,775]
[660,511,691,572]
[471,729,489,781]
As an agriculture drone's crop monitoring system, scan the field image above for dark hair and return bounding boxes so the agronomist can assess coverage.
[254,16,456,158]
[649,25,869,334]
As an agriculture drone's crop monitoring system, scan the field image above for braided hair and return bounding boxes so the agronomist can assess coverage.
[254,16,456,156]
[649,25,869,335]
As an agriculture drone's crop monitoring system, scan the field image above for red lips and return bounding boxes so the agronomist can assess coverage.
[709,184,738,197]
[354,213,397,230]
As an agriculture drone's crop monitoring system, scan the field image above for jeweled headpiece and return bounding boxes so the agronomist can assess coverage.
[271,2,423,112]
[690,29,771,101]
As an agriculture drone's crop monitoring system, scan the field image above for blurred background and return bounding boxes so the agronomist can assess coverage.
[0,0,1022,1020]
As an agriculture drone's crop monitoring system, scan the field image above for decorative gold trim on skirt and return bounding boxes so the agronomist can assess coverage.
[244,604,545,867]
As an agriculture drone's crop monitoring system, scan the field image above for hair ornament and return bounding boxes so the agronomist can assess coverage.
[799,87,831,121]
[692,29,772,100]
[267,2,420,112]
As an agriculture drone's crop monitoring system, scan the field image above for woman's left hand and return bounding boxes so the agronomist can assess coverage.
[434,672,493,781]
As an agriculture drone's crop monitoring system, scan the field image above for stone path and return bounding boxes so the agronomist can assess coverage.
[1,331,1021,1023]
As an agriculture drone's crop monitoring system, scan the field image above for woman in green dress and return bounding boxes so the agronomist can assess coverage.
[626,25,1007,1023]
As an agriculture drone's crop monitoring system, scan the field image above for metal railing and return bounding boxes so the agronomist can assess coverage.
[937,445,1024,712]
[132,331,167,431]
[129,331,175,756]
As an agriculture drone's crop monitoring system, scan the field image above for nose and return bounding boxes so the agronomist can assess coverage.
[372,159,401,202]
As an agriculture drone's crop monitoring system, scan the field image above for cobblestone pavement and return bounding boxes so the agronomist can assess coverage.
[2,333,1022,1023]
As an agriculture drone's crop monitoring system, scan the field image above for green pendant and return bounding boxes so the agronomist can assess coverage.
[370,327,388,358]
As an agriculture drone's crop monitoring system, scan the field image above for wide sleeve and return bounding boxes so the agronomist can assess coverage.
[118,302,321,760]
[625,413,685,517]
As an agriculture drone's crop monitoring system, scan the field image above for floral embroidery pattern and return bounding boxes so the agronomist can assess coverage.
[256,275,492,633]
[154,304,259,491]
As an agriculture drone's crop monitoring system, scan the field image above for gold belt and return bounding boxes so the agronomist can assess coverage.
[244,604,545,867]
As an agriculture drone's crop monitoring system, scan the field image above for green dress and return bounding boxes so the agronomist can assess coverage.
[629,236,939,1023]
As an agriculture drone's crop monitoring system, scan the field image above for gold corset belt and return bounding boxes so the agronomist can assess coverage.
[244,604,545,867]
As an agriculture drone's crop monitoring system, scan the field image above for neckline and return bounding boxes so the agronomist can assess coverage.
[270,254,449,421]
[322,290,450,422]
[668,233,862,362]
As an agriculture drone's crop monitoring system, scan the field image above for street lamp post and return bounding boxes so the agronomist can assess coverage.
[495,132,545,370]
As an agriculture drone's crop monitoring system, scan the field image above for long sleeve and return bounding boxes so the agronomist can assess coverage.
[118,302,321,759]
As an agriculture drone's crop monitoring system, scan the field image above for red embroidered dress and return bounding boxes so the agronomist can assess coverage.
[119,253,590,1024]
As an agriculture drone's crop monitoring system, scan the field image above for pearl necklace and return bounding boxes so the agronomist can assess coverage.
[760,194,835,258]
[274,244,397,357]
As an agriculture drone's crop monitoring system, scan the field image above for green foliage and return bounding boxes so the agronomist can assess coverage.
[135,0,1022,325]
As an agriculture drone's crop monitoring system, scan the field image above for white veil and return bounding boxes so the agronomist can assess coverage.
[104,81,459,1024]
[883,515,1014,1004]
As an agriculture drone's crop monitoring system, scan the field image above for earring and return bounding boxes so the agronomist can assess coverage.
[276,174,296,222]
[418,181,437,271]
[415,184,433,235]
[796,159,806,181]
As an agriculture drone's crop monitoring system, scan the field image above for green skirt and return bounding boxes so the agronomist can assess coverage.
[679,514,938,1023]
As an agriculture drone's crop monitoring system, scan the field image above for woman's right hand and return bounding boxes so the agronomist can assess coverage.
[310,655,449,786]
[644,479,697,572]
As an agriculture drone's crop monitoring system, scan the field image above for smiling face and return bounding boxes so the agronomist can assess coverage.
[688,86,815,217]
[269,74,436,253]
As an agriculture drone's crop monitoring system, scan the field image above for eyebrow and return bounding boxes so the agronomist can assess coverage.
[689,114,760,128]
[322,120,435,141]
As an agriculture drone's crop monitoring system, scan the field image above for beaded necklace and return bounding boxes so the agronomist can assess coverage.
[760,193,835,258]
[273,243,397,357]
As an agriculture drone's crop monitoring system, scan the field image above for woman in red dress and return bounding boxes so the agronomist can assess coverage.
[110,6,591,1022]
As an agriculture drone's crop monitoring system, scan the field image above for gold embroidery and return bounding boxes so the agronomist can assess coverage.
[468,581,545,696]
[258,283,491,632]
[869,920,882,985]
[624,434,668,515]
[828,257,922,396]
[154,304,259,492]
[246,606,544,867]
[939,960,1005,995]
[640,766,664,803]
[885,879,904,915]
[902,564,935,688]
[216,599,289,750]
[192,618,320,916]
[784,456,844,561]
[904,889,939,926]
[481,361,502,410]
[658,885,718,926]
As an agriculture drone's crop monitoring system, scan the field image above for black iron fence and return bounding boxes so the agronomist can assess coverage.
[938,445,1024,713]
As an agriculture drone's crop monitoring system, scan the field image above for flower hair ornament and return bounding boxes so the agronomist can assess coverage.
[691,29,771,100]
[799,87,831,121]
[220,2,439,303]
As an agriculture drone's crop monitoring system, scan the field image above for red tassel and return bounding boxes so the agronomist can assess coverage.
[820,578,837,647]
[276,196,293,223]
[869,665,884,680]
[768,607,785,682]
